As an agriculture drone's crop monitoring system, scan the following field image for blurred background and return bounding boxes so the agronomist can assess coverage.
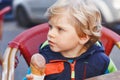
[1,0,120,34]
[0,0,120,80]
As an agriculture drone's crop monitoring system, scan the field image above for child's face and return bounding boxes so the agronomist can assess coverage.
[47,14,82,54]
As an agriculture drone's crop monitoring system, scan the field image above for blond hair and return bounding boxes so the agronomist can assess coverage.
[45,0,102,48]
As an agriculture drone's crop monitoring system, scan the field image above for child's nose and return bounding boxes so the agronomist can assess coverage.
[48,29,56,38]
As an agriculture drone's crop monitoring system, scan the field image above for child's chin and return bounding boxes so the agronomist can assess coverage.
[50,47,60,52]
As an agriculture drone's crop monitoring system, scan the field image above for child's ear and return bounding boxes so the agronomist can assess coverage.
[78,35,90,45]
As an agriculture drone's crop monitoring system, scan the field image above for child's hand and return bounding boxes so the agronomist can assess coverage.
[26,73,45,80]
[26,74,34,80]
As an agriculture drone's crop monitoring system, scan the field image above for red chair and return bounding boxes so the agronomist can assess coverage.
[0,6,11,65]
[2,23,49,80]
[1,23,120,80]
[101,27,120,56]
[0,6,11,40]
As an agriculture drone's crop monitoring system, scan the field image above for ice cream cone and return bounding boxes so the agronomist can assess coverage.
[30,63,45,80]
[30,63,45,76]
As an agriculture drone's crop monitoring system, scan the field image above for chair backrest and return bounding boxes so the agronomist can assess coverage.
[100,27,120,56]
[2,23,120,80]
[2,23,49,80]
[8,23,49,66]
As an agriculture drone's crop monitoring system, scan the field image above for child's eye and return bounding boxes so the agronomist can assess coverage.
[58,27,63,31]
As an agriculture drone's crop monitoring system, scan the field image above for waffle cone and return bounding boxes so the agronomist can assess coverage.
[30,63,45,76]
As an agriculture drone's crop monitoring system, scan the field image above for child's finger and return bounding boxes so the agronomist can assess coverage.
[26,74,34,80]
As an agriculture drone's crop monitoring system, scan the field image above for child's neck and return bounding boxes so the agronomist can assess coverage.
[61,46,87,58]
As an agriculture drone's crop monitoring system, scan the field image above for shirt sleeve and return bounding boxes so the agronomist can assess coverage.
[104,58,117,74]
[22,67,31,80]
